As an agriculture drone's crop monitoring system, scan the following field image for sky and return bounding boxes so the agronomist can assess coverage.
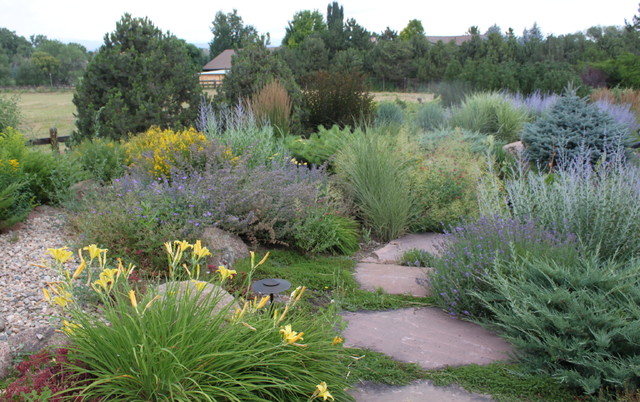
[0,0,637,51]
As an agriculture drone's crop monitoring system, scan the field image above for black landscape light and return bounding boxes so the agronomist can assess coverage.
[252,278,291,303]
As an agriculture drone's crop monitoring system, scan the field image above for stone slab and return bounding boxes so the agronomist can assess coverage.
[363,233,445,264]
[342,307,512,370]
[354,263,432,297]
[349,380,493,402]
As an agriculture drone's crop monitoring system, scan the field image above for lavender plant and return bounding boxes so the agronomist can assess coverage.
[503,90,558,117]
[74,141,331,270]
[427,215,580,318]
[482,149,640,262]
[593,99,640,136]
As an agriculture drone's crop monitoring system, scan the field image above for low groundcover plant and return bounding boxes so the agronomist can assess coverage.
[18,242,353,401]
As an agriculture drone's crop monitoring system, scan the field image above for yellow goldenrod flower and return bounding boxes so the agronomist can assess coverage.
[71,260,86,280]
[129,290,138,310]
[331,336,344,346]
[47,247,73,264]
[8,159,19,170]
[217,266,236,281]
[279,324,304,345]
[312,382,334,401]
[192,240,212,259]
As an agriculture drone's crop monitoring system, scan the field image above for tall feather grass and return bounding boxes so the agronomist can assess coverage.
[335,129,414,241]
[246,80,292,137]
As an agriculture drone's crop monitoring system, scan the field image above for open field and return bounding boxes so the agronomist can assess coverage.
[372,92,434,103]
[3,90,76,140]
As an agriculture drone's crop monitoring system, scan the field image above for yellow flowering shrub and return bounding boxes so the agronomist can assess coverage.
[125,126,208,178]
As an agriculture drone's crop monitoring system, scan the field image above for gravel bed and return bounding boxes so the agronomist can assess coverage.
[0,206,76,342]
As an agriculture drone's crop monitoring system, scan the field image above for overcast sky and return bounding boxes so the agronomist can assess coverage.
[0,0,637,50]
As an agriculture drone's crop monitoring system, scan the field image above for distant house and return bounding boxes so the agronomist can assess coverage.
[199,49,235,88]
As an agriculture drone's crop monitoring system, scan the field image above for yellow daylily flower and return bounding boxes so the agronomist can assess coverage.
[42,288,51,303]
[47,247,73,264]
[191,280,207,292]
[312,382,334,401]
[233,302,249,323]
[174,240,192,253]
[290,286,307,305]
[279,324,304,345]
[331,336,344,346]
[91,268,119,293]
[129,290,138,310]
[61,320,82,336]
[192,240,212,259]
[164,241,174,257]
[71,260,86,280]
[254,295,270,310]
[83,244,106,261]
[217,266,236,281]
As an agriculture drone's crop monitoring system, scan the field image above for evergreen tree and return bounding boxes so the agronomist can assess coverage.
[209,9,258,58]
[73,14,201,141]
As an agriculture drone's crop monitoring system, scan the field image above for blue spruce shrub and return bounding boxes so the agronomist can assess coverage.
[521,93,629,167]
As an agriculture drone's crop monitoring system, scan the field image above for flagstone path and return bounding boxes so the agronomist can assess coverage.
[346,233,512,401]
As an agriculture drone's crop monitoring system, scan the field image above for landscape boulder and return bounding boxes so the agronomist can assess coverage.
[200,227,250,269]
[503,141,524,156]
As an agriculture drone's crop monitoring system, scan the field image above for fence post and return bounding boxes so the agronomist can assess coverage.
[49,128,59,153]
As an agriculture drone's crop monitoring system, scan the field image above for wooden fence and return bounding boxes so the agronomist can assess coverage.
[28,128,68,152]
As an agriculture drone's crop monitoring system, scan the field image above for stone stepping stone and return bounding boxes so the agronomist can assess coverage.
[354,263,432,297]
[349,380,493,401]
[342,307,512,370]
[362,233,445,264]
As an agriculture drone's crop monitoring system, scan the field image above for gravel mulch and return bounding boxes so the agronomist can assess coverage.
[0,206,76,342]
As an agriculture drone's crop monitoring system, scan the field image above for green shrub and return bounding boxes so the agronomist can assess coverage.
[302,70,375,131]
[20,150,86,206]
[72,138,127,184]
[375,101,404,127]
[450,92,530,142]
[0,94,21,132]
[73,14,201,141]
[335,130,414,242]
[414,102,448,132]
[285,125,360,167]
[0,166,31,231]
[474,255,640,395]
[293,210,360,255]
[410,130,482,232]
[521,92,628,167]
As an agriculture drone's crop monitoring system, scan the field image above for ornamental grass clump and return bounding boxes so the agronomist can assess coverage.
[246,79,292,136]
[33,244,353,401]
[473,255,640,395]
[449,92,530,142]
[335,129,414,242]
[427,215,580,318]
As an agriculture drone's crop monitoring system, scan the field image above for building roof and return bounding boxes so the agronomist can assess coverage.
[203,49,236,71]
[426,35,485,46]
